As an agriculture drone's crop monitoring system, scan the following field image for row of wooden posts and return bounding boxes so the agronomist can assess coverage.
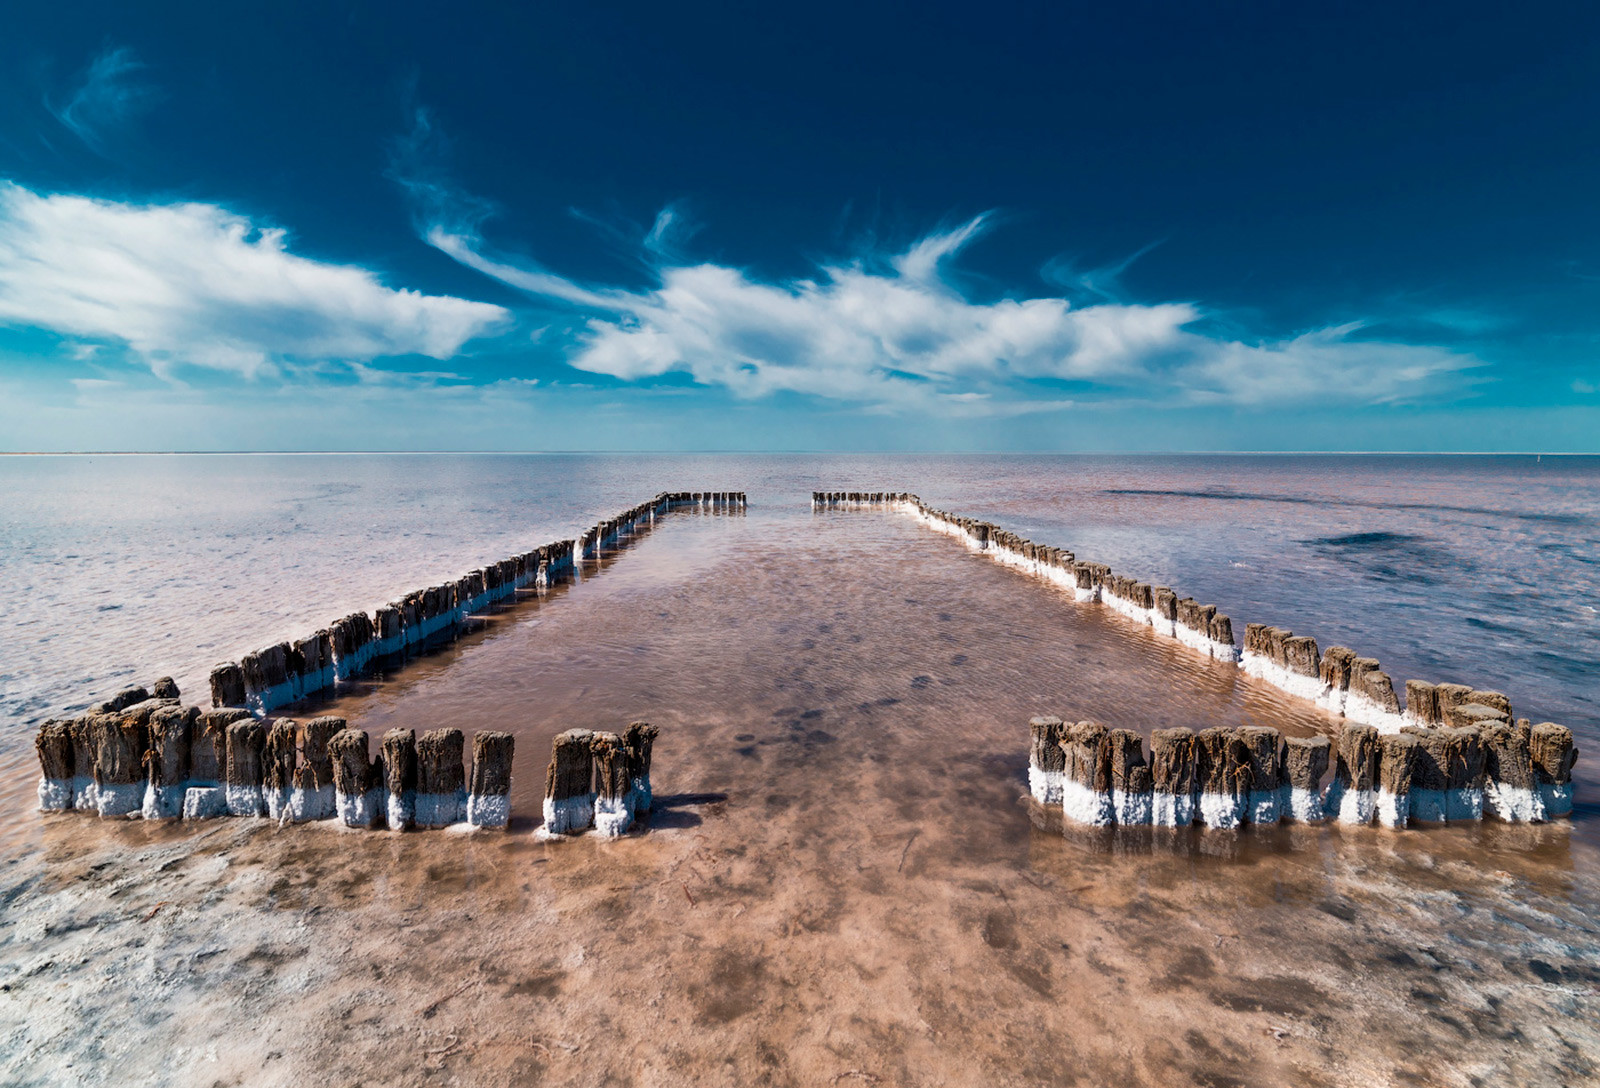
[817,491,1578,826]
[1028,716,1574,830]
[33,681,661,838]
[32,490,739,833]
[207,491,744,715]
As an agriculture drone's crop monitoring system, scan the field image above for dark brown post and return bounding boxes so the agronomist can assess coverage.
[467,731,514,829]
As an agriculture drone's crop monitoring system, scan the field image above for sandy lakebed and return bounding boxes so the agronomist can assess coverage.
[3,501,1597,1087]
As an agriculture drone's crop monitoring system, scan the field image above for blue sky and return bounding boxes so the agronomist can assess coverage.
[0,2,1597,451]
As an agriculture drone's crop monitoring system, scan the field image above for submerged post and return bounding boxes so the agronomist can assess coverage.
[1376,733,1418,828]
[1060,721,1113,827]
[329,729,380,828]
[142,706,196,820]
[1150,727,1197,827]
[1194,728,1247,830]
[1530,723,1576,818]
[382,728,418,830]
[1482,721,1543,822]
[1027,715,1067,805]
[1280,735,1329,823]
[264,718,298,821]
[543,729,596,834]
[624,721,659,818]
[289,716,342,821]
[225,718,268,818]
[1106,728,1152,826]
[592,732,633,838]
[35,720,75,812]
[1326,724,1378,825]
[466,731,514,829]
[92,711,150,818]
[415,728,466,828]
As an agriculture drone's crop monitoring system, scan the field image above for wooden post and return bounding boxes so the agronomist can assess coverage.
[466,731,514,829]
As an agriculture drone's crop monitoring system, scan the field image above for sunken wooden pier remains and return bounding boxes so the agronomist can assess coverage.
[1027,716,1573,830]
[33,489,736,831]
[816,491,1579,828]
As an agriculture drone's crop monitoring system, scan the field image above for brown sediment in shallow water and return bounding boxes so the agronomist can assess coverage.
[3,502,1597,1087]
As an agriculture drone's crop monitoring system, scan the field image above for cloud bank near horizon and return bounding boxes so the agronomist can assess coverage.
[0,176,1478,418]
[427,211,1479,414]
[0,182,509,379]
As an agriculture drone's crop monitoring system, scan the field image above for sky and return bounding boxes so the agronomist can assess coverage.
[0,2,1598,452]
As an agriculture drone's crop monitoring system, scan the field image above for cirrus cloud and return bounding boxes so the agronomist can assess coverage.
[0,182,510,378]
[428,211,1478,413]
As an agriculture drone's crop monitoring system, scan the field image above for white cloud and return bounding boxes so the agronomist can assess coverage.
[429,213,1475,412]
[0,182,510,377]
[48,46,161,150]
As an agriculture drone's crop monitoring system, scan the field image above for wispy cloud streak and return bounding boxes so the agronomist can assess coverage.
[426,210,1477,413]
[48,46,162,151]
